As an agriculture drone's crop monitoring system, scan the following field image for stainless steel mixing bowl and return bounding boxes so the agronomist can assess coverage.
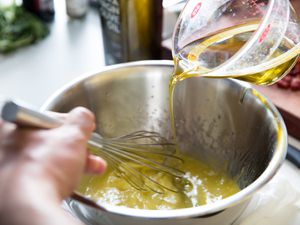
[42,60,287,225]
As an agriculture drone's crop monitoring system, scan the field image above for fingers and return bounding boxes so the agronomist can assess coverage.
[64,107,96,138]
[63,108,107,175]
[85,154,107,174]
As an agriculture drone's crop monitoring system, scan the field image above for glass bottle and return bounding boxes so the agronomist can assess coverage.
[99,0,163,65]
[22,0,55,22]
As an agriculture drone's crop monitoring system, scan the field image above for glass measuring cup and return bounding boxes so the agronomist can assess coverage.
[172,0,300,85]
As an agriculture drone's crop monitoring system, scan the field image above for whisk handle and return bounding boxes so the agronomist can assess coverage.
[0,98,62,129]
[0,98,102,148]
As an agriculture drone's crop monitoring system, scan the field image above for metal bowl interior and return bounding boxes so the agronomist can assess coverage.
[42,60,287,222]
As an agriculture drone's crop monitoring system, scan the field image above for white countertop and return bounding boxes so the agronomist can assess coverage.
[0,1,299,224]
[0,0,105,107]
[236,160,300,225]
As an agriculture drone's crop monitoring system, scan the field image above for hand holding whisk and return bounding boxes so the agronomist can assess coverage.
[0,98,185,194]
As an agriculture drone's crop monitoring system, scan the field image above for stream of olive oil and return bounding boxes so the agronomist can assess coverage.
[169,21,298,141]
[167,23,291,201]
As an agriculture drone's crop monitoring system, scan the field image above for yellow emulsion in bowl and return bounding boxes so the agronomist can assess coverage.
[77,153,240,210]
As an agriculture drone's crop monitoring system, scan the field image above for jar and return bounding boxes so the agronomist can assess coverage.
[66,0,88,18]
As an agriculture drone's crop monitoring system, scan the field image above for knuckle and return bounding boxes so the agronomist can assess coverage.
[72,107,95,121]
[68,107,95,132]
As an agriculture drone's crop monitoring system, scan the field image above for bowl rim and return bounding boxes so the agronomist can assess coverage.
[41,60,287,219]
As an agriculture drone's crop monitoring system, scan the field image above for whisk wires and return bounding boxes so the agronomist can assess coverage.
[88,131,185,193]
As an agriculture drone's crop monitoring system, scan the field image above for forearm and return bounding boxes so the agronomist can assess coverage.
[0,197,83,225]
[1,205,83,225]
[0,173,83,225]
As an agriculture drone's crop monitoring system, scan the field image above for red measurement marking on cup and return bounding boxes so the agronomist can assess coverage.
[191,2,202,18]
[259,23,271,43]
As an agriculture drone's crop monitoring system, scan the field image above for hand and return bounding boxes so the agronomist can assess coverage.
[0,107,106,225]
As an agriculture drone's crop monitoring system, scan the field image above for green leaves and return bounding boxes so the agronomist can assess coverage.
[0,4,49,53]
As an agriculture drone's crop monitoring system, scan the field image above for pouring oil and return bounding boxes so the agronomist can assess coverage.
[169,21,299,139]
[167,22,294,192]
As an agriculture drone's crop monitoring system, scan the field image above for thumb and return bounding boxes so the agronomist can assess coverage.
[86,154,107,174]
[64,107,95,138]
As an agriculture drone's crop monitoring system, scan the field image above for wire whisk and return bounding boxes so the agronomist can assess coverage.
[90,130,185,193]
[0,98,185,193]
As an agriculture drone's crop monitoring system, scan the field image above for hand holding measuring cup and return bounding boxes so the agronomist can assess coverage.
[172,0,300,85]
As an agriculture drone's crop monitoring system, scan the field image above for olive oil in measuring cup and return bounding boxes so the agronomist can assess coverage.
[171,21,299,86]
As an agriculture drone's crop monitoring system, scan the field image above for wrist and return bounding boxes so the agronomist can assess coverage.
[1,198,82,225]
[0,176,57,222]
[0,180,82,225]
[0,164,60,219]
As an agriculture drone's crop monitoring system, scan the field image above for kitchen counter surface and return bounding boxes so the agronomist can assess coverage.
[0,1,299,225]
[0,0,105,107]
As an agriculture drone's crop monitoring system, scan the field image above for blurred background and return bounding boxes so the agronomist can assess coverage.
[0,0,185,106]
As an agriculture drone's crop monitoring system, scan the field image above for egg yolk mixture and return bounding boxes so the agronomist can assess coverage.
[77,153,240,210]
